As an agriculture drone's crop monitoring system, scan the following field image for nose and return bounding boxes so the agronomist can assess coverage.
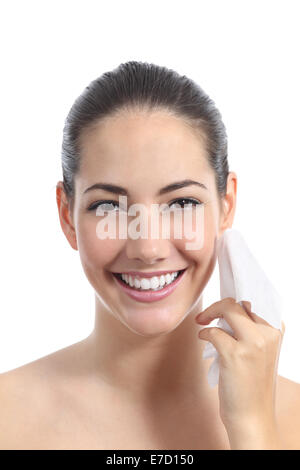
[123,202,172,264]
[125,237,170,265]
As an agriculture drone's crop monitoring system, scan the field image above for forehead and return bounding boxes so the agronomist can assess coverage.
[76,110,213,192]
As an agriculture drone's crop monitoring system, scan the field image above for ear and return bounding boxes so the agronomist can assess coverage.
[56,181,78,251]
[219,171,237,236]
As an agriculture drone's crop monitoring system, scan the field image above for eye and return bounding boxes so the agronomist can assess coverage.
[87,197,203,212]
[168,198,203,209]
[87,200,120,212]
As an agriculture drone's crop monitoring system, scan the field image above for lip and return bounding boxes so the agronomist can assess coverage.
[111,268,187,303]
[112,269,187,279]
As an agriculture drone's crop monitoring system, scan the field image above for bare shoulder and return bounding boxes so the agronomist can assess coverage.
[0,362,62,449]
[0,341,87,449]
[276,375,300,450]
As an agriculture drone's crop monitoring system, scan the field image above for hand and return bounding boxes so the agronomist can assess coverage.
[195,297,285,449]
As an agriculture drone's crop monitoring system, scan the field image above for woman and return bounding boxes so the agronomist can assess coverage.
[1,61,299,450]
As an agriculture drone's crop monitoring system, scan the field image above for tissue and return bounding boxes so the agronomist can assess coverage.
[202,228,283,388]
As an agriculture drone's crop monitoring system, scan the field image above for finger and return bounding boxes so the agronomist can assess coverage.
[241,303,285,337]
[198,326,237,359]
[274,321,286,342]
[239,303,286,343]
[195,297,258,342]
[278,321,285,347]
[240,302,273,327]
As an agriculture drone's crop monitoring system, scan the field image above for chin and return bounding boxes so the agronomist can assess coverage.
[118,308,188,337]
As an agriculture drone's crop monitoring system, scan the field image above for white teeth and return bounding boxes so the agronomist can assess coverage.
[159,275,166,287]
[120,271,181,290]
[141,278,151,290]
[150,277,160,290]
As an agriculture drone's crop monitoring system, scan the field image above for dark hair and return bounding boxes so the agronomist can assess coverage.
[61,61,229,208]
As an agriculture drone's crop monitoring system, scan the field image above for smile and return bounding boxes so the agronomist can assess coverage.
[111,268,187,303]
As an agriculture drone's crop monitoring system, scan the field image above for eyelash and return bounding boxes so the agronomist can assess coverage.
[87,198,203,212]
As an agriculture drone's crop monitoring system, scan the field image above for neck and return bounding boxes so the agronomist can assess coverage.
[82,294,217,403]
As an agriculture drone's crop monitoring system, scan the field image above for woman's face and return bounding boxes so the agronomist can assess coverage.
[58,109,236,336]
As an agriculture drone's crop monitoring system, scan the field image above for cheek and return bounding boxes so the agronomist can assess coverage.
[76,218,122,268]
[172,209,218,303]
[171,207,217,261]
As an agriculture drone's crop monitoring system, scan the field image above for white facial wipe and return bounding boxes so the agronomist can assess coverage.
[202,228,283,388]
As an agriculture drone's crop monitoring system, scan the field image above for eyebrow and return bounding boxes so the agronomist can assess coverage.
[83,179,208,196]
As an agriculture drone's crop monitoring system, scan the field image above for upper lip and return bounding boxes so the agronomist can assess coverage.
[112,268,187,278]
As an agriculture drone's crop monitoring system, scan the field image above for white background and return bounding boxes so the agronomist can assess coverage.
[0,0,299,383]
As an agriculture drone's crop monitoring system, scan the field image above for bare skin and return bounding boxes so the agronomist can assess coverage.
[1,109,299,450]
[0,338,299,449]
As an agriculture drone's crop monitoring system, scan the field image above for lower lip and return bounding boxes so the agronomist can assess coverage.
[112,270,187,303]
